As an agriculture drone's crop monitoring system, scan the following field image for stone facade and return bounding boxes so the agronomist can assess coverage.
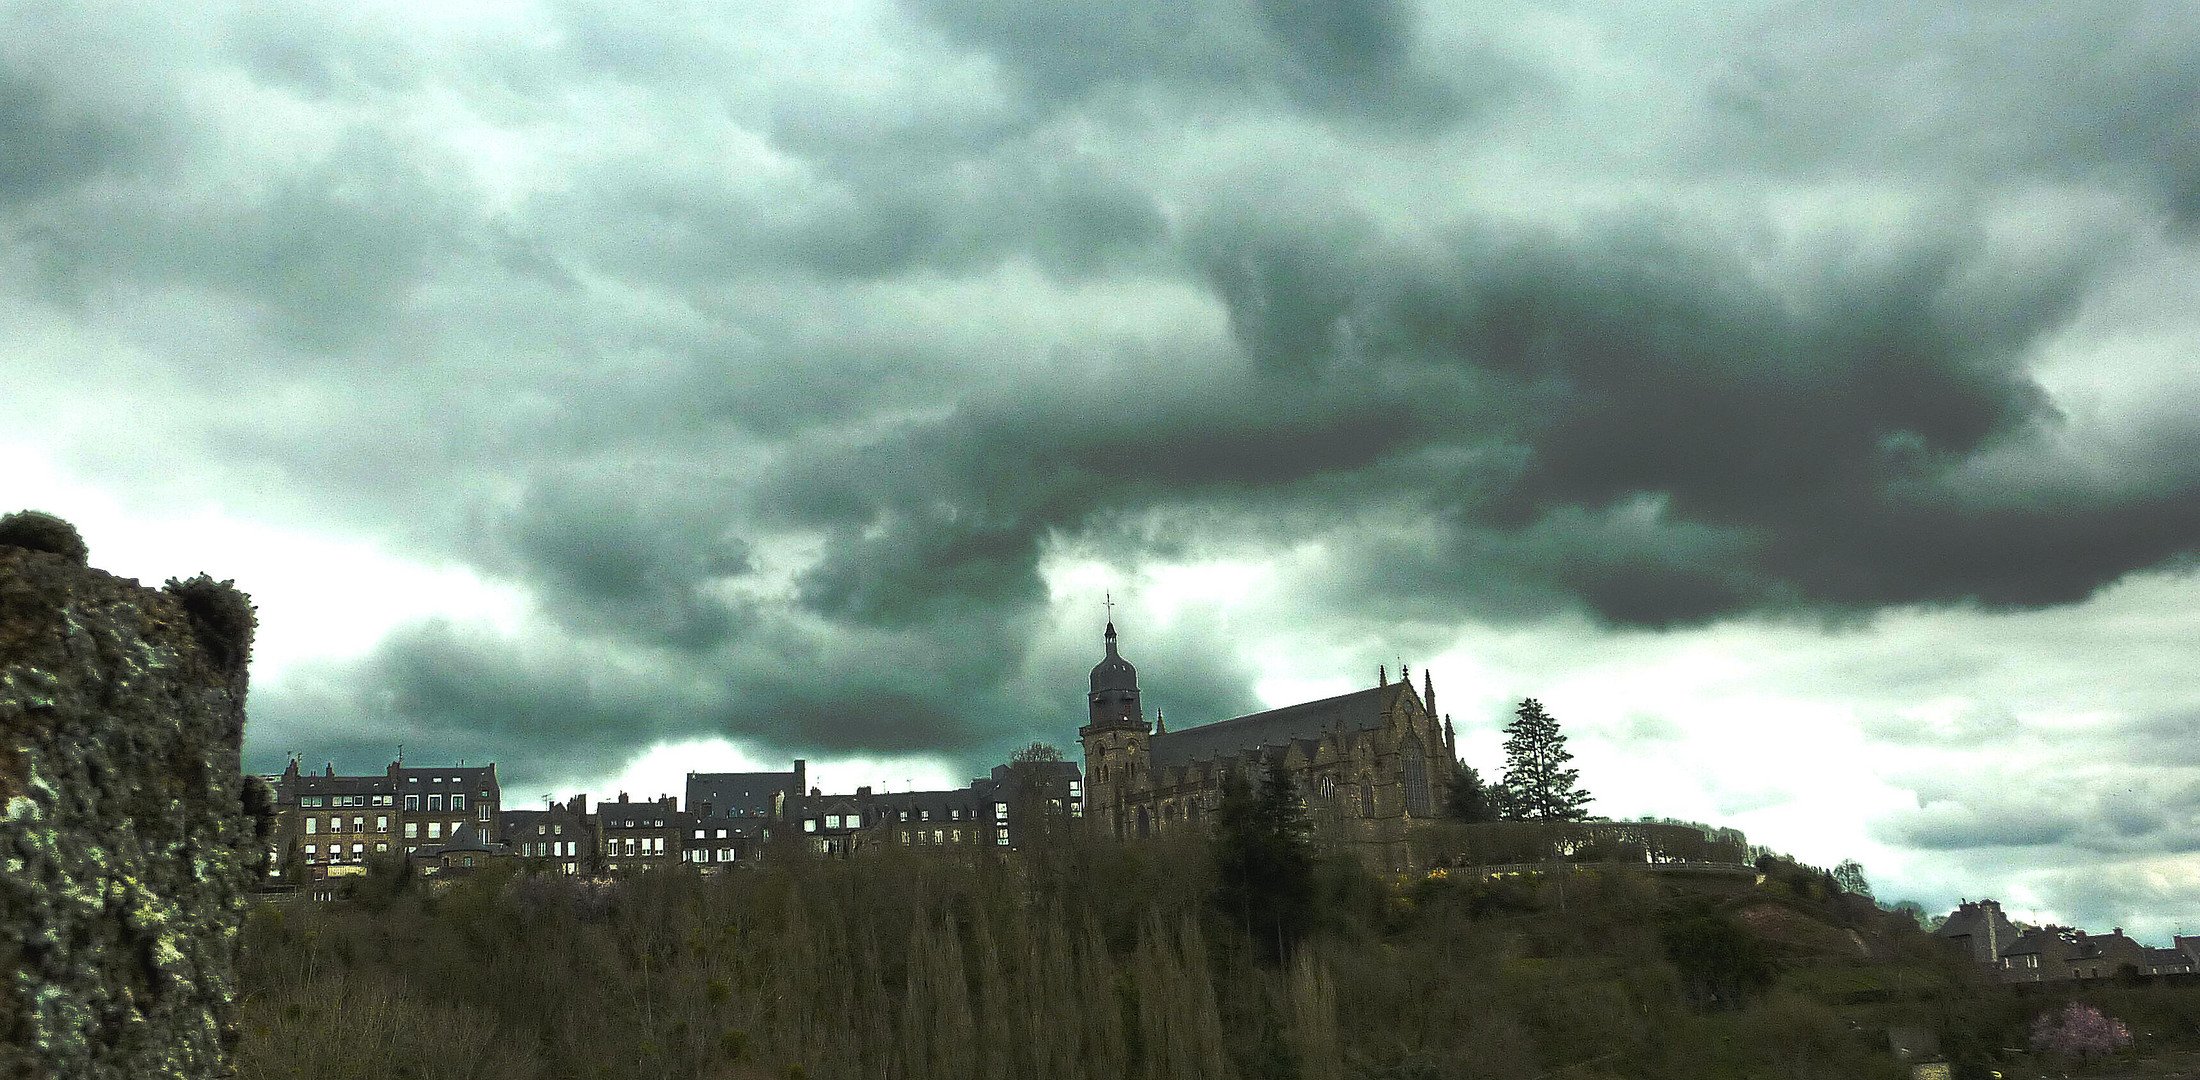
[0,511,271,1079]
[1080,623,1456,871]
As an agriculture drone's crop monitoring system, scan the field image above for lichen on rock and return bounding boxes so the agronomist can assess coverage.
[1,513,270,1079]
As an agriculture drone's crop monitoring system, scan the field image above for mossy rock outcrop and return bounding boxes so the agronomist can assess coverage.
[0,512,271,1079]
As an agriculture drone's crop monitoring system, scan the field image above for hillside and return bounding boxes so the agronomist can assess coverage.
[230,837,2198,1080]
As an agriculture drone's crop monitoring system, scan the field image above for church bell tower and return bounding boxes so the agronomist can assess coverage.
[1079,620,1150,839]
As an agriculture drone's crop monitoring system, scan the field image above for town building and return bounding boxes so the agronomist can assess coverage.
[273,761,398,884]
[596,794,682,873]
[407,822,514,878]
[1939,900,2190,983]
[392,763,502,851]
[1080,621,1455,871]
[500,794,594,875]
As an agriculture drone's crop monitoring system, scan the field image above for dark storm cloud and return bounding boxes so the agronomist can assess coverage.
[1180,198,2200,624]
[903,0,1487,127]
[478,477,756,653]
[11,0,2200,815]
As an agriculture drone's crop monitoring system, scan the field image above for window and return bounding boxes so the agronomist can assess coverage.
[805,819,818,833]
[375,842,387,853]
[427,822,441,839]
[478,806,491,821]
[997,829,1009,845]
[933,830,944,844]
[1069,781,1082,798]
[405,823,418,838]
[428,794,443,811]
[825,815,841,829]
[715,829,727,839]
[451,794,465,811]
[376,816,388,830]
[352,816,364,830]
[693,829,704,839]
[405,794,419,811]
[920,809,930,821]
[305,818,317,835]
[351,843,363,857]
[995,802,1008,819]
[553,824,563,835]
[304,844,316,860]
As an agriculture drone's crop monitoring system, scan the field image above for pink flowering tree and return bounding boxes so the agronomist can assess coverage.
[2030,1002,2132,1063]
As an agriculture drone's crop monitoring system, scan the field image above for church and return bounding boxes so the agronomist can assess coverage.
[1078,621,1459,871]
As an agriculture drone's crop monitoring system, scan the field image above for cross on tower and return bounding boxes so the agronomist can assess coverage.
[1104,592,1115,623]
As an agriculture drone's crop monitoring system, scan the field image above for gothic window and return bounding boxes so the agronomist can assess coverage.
[1319,775,1336,802]
[1404,742,1431,817]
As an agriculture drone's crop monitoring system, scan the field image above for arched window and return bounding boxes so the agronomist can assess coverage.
[1404,742,1431,817]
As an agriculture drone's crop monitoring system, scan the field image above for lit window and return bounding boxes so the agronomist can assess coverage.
[428,822,441,839]
[305,818,317,835]
[352,817,363,830]
[304,844,316,860]
[805,819,818,833]
[997,829,1009,845]
[995,802,1009,819]
[375,816,388,830]
[405,823,418,838]
[825,815,841,829]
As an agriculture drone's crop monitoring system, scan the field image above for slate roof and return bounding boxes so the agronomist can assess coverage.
[867,787,989,821]
[1150,683,1405,771]
[687,770,801,820]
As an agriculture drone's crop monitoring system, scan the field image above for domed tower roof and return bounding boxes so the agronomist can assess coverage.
[1090,622,1139,694]
[1084,621,1146,734]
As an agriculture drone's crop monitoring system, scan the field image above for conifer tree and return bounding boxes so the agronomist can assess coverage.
[1214,760,1316,960]
[1444,764,1500,824]
[1499,698,1591,821]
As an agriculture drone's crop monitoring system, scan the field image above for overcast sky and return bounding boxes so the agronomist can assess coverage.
[7,0,2200,936]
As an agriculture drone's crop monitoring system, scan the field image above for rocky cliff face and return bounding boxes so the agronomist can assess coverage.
[0,511,271,1080]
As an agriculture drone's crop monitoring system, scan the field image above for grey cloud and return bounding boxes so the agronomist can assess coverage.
[1705,3,2200,226]
[0,65,160,205]
[904,0,1490,129]
[1186,198,2200,624]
